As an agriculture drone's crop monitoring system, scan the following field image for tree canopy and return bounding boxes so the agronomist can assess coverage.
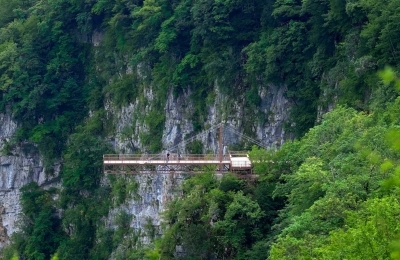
[1,0,400,259]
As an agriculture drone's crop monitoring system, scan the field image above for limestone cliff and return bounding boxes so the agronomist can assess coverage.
[102,81,291,253]
[0,113,61,249]
[0,78,291,249]
[113,84,290,155]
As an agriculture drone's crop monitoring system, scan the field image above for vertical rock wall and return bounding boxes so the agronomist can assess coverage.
[106,174,184,247]
[160,84,291,152]
[0,80,291,249]
[0,113,58,249]
[0,205,6,246]
[105,82,291,247]
[256,84,292,148]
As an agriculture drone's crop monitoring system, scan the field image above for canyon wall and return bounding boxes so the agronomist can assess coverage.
[0,83,290,248]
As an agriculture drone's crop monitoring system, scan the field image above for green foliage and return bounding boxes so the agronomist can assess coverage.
[89,227,114,260]
[114,210,133,243]
[1,0,399,152]
[186,139,203,154]
[219,173,243,192]
[214,191,264,254]
[140,109,165,152]
[145,248,161,260]
[248,146,274,178]
[110,175,140,206]
[4,0,400,258]
[281,157,328,216]
[106,73,140,107]
[62,133,111,192]
[319,196,400,259]
[8,183,66,260]
[159,78,400,258]
[143,217,157,242]
[267,68,400,259]
[0,0,101,168]
[158,171,282,259]
[25,209,62,260]
[55,113,113,259]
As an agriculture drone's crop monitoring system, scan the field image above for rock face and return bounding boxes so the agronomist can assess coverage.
[0,113,58,249]
[256,84,292,148]
[127,174,183,233]
[106,174,184,252]
[104,83,291,247]
[0,205,8,246]
[0,80,291,250]
[112,87,155,154]
[161,84,291,152]
[113,84,291,155]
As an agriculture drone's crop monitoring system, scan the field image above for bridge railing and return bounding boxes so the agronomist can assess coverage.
[104,154,145,160]
[228,151,249,157]
[103,154,227,161]
[230,161,252,167]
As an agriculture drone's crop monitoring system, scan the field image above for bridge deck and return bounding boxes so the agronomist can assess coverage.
[103,152,252,174]
[103,159,232,165]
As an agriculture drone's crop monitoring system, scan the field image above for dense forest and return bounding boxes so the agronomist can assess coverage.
[1,0,400,259]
